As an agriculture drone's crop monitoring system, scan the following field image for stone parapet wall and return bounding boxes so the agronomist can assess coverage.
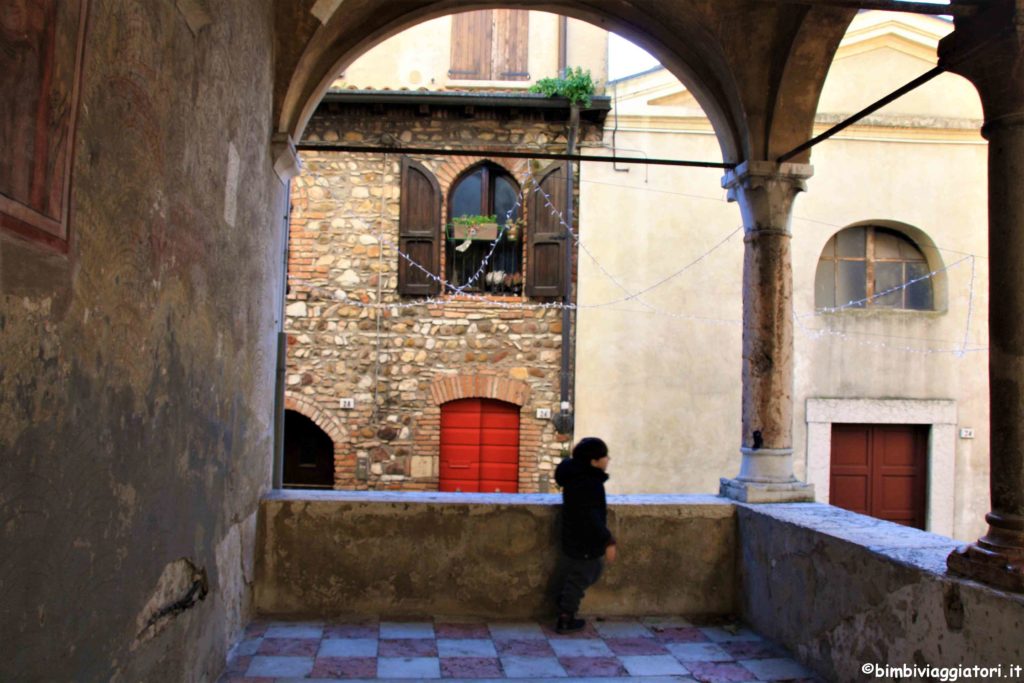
[255,492,738,618]
[738,504,1024,683]
[286,106,602,491]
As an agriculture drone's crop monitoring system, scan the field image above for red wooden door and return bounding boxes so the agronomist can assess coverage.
[830,424,928,529]
[440,398,519,493]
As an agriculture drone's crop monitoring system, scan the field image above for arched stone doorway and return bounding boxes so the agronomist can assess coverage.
[282,409,334,488]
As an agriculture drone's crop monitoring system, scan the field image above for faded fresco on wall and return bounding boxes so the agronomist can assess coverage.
[0,0,87,248]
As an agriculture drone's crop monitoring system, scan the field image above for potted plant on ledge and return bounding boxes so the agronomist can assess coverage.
[504,216,525,242]
[449,214,499,241]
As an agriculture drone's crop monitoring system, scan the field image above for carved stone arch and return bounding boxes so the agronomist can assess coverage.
[428,373,531,407]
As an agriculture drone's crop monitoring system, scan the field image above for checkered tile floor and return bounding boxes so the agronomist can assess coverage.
[221,616,823,682]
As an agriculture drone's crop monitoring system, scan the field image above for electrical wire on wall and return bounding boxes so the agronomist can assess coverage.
[287,146,989,359]
[372,153,388,423]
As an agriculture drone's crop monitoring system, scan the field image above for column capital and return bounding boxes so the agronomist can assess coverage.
[721,160,814,191]
[272,132,302,184]
[722,161,814,235]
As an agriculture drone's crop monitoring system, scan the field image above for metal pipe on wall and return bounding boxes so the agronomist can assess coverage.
[272,182,292,489]
[558,16,568,77]
[558,106,579,433]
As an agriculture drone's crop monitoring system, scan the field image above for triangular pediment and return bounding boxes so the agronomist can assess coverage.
[647,90,698,107]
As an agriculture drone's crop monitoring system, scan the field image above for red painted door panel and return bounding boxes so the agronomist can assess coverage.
[830,424,927,529]
[440,398,519,493]
[440,399,481,492]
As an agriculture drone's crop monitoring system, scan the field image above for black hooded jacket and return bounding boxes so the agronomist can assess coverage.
[555,457,614,559]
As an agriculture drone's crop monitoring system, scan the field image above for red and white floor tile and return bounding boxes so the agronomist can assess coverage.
[221,616,823,682]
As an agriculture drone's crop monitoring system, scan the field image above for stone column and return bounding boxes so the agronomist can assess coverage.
[941,2,1024,592]
[719,161,815,503]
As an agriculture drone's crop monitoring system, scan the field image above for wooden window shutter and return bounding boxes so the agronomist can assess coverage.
[399,157,441,296]
[449,11,492,80]
[493,10,529,81]
[526,163,569,298]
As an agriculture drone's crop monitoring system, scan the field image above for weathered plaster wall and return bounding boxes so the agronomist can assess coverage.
[0,1,281,680]
[737,504,1024,683]
[255,492,737,618]
[575,14,988,542]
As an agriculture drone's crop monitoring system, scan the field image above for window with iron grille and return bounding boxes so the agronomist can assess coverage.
[446,163,523,295]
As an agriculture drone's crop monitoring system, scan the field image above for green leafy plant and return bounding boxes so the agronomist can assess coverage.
[448,214,499,241]
[503,216,526,241]
[530,66,595,107]
[449,214,498,229]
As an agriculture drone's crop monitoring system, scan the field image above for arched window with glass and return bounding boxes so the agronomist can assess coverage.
[815,226,934,311]
[446,163,523,295]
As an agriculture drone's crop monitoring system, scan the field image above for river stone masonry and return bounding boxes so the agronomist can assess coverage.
[285,97,605,491]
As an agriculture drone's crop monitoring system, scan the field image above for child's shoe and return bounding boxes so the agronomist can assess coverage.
[555,613,585,633]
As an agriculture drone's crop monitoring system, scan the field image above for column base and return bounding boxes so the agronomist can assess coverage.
[719,477,815,503]
[947,517,1024,593]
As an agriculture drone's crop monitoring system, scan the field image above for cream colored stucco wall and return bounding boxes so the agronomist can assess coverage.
[338,12,607,91]
[575,12,989,542]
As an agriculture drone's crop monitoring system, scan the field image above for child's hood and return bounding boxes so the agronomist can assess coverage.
[555,457,608,487]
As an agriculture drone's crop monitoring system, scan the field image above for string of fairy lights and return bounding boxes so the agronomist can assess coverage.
[288,157,988,356]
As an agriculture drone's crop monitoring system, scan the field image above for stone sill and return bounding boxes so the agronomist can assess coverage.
[810,307,947,319]
[440,294,529,304]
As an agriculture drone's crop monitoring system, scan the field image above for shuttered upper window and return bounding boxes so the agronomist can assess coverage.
[397,157,568,299]
[449,10,529,81]
[526,163,569,298]
[398,157,442,296]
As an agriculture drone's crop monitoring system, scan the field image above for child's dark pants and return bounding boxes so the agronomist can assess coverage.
[557,555,604,615]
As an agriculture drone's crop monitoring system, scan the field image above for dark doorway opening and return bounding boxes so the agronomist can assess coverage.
[283,410,335,489]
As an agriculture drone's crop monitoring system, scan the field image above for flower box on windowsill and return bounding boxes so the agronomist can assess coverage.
[449,222,499,241]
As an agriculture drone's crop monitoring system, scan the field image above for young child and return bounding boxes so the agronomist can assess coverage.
[554,436,617,633]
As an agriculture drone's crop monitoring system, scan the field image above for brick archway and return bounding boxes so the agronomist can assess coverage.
[420,374,543,492]
[284,393,350,486]
[429,373,531,407]
[435,155,529,193]
[284,394,347,444]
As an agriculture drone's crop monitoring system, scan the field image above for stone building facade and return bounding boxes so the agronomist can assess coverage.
[285,95,607,491]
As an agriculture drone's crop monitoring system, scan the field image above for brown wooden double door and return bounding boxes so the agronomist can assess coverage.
[830,424,928,529]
